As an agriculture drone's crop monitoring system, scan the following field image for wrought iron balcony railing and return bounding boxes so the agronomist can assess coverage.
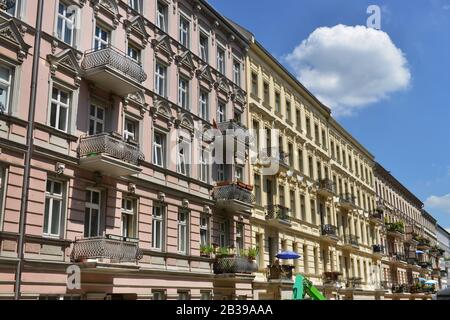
[81,45,147,83]
[369,210,384,221]
[322,224,338,237]
[323,272,343,284]
[339,193,357,207]
[78,132,144,166]
[265,204,291,223]
[373,244,385,254]
[213,183,255,205]
[344,235,360,247]
[213,256,258,275]
[267,264,294,281]
[71,235,143,263]
[318,179,336,194]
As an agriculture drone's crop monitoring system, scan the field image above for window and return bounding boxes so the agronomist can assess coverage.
[296,109,301,129]
[177,139,191,176]
[44,180,64,237]
[5,0,18,16]
[217,47,225,74]
[199,33,209,62]
[290,190,296,217]
[178,77,189,109]
[219,221,228,248]
[236,223,244,254]
[217,102,226,123]
[275,92,281,113]
[308,156,314,178]
[89,104,105,135]
[286,100,291,122]
[121,197,136,238]
[199,91,209,120]
[279,185,285,207]
[152,205,165,250]
[153,290,166,300]
[254,174,262,206]
[127,45,141,63]
[251,72,258,96]
[217,164,225,182]
[306,117,311,137]
[201,291,212,300]
[233,60,241,86]
[179,16,190,48]
[300,195,306,221]
[178,209,189,254]
[153,132,165,167]
[263,82,270,103]
[298,149,304,172]
[57,2,75,46]
[94,25,109,50]
[314,124,320,145]
[200,214,209,247]
[156,1,168,32]
[253,120,260,150]
[178,291,190,300]
[84,190,101,237]
[321,129,327,149]
[155,63,167,97]
[50,87,70,132]
[124,118,138,142]
[199,147,209,183]
[0,66,11,113]
[128,0,141,12]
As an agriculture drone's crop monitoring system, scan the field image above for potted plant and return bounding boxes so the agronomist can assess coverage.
[247,247,259,261]
[200,245,214,258]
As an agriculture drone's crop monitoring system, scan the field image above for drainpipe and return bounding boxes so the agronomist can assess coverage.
[14,0,44,300]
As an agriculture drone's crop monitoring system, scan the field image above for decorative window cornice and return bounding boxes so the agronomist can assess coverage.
[0,19,30,63]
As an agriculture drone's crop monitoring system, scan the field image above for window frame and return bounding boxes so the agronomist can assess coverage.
[84,189,102,238]
[152,204,165,251]
[89,104,105,136]
[93,23,110,50]
[0,64,13,114]
[178,76,189,109]
[56,1,76,46]
[43,179,65,237]
[199,32,209,62]
[155,62,167,97]
[177,209,189,254]
[216,45,226,74]
[49,86,71,133]
[179,14,190,48]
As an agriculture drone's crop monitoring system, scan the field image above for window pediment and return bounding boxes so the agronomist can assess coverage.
[0,19,31,63]
[125,15,150,46]
[175,51,196,75]
[47,49,82,81]
[91,0,121,29]
[152,34,175,62]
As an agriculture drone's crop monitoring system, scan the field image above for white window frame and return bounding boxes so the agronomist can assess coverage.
[217,102,226,123]
[44,180,64,237]
[217,164,225,182]
[84,189,101,238]
[199,32,209,62]
[219,221,228,248]
[177,139,191,176]
[200,214,209,247]
[128,0,142,13]
[124,117,138,142]
[89,104,105,135]
[0,65,12,114]
[153,131,165,167]
[217,46,225,74]
[50,87,70,132]
[127,45,141,63]
[152,204,165,251]
[121,197,136,239]
[199,90,209,120]
[233,60,241,86]
[155,63,167,97]
[178,77,189,109]
[178,209,189,254]
[236,223,244,254]
[94,24,110,50]
[179,15,190,48]
[5,0,19,17]
[56,1,75,46]
[156,1,168,32]
[199,147,209,183]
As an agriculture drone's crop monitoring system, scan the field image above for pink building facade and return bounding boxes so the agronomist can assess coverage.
[0,0,255,300]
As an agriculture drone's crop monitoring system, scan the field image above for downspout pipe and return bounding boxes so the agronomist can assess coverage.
[14,0,44,300]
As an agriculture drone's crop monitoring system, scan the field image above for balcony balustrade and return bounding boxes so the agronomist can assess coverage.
[213,182,255,214]
[339,193,358,210]
[71,235,143,264]
[267,264,294,281]
[257,148,290,170]
[369,210,384,224]
[346,277,363,289]
[321,224,340,242]
[317,179,336,197]
[323,272,343,285]
[81,45,147,96]
[343,235,360,248]
[213,256,258,275]
[373,244,385,255]
[78,132,144,177]
[265,204,291,226]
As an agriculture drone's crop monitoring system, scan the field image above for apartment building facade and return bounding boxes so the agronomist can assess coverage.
[374,163,443,299]
[0,0,258,300]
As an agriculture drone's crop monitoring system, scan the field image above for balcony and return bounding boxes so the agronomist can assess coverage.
[416,237,432,250]
[385,222,405,238]
[390,253,407,264]
[267,264,294,282]
[265,204,291,226]
[71,235,143,264]
[213,256,258,275]
[321,224,340,243]
[81,45,147,96]
[323,272,343,286]
[373,244,385,256]
[343,235,360,249]
[257,148,290,171]
[213,182,255,214]
[339,193,358,210]
[346,277,363,290]
[369,210,384,224]
[317,179,336,198]
[78,132,144,177]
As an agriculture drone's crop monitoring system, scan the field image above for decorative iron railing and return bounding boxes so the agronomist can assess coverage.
[259,148,289,167]
[213,256,258,274]
[322,224,338,237]
[267,265,294,281]
[213,183,255,205]
[78,132,144,166]
[340,193,357,206]
[323,272,342,284]
[370,210,384,221]
[318,179,336,194]
[71,236,143,263]
[265,204,291,223]
[345,235,360,247]
[81,45,147,83]
[373,244,385,254]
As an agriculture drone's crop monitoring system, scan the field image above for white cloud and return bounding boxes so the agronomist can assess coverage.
[425,194,450,214]
[284,25,411,116]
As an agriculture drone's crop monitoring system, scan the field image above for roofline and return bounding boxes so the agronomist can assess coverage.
[422,210,437,224]
[375,162,424,208]
[437,224,450,238]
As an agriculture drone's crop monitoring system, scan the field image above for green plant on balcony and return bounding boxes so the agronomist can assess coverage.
[200,245,215,257]
[215,247,235,258]
[386,221,405,234]
[246,247,259,261]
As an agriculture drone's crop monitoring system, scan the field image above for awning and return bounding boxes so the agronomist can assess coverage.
[276,251,301,260]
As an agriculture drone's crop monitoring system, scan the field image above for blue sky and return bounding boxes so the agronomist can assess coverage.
[209,0,450,230]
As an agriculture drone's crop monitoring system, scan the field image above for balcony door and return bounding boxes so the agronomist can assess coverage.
[84,189,102,238]
[94,25,110,50]
[89,104,105,135]
[265,178,273,205]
